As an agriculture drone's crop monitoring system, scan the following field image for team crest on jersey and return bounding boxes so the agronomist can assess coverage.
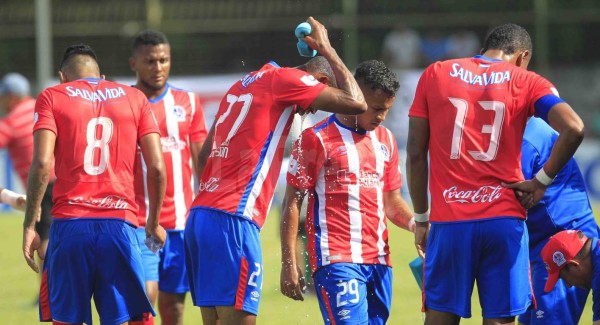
[172,105,186,122]
[552,251,567,267]
[379,144,390,162]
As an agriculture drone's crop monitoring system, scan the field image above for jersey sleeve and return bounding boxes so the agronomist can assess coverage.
[408,64,434,118]
[33,89,57,135]
[137,93,160,138]
[0,119,12,147]
[527,73,560,116]
[520,140,540,180]
[287,129,325,190]
[189,93,208,143]
[272,68,327,111]
[383,130,402,191]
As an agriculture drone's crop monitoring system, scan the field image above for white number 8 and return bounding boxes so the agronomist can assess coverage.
[83,117,113,175]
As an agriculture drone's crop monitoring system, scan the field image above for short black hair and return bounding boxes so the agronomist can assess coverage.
[354,60,399,97]
[132,30,169,52]
[60,44,99,70]
[482,23,532,54]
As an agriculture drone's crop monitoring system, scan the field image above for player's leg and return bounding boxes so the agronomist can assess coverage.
[134,227,160,325]
[313,263,369,324]
[157,230,188,325]
[184,207,263,323]
[478,218,532,324]
[366,265,393,325]
[94,220,155,325]
[42,220,95,325]
[423,222,478,324]
[200,307,219,325]
[518,240,588,325]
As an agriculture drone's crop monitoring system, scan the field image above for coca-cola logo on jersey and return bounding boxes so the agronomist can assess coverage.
[442,185,503,203]
[68,195,128,209]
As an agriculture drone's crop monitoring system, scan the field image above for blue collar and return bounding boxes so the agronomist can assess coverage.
[148,83,170,103]
[473,54,502,62]
[332,115,367,135]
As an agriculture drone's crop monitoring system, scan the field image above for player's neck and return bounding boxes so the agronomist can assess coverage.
[135,82,166,101]
[335,114,365,133]
[480,50,509,63]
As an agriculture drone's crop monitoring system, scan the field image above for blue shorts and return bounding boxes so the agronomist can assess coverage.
[518,224,599,325]
[424,218,532,318]
[313,263,392,325]
[136,228,190,293]
[184,207,263,315]
[39,219,154,325]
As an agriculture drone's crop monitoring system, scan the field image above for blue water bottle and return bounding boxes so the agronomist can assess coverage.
[295,22,317,57]
[408,256,424,290]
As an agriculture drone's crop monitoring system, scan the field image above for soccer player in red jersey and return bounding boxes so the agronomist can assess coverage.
[22,44,167,325]
[280,60,415,324]
[0,73,55,261]
[185,17,367,325]
[407,24,585,324]
[130,30,208,325]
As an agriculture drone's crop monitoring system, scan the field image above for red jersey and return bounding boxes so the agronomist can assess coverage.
[134,84,208,230]
[409,55,558,222]
[0,97,55,185]
[287,116,402,273]
[33,78,159,226]
[191,62,326,228]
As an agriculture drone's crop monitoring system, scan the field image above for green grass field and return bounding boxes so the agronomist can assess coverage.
[1,205,598,323]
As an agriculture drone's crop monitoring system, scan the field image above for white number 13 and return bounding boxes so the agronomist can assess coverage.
[449,98,505,162]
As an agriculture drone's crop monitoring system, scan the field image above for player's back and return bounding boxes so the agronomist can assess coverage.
[34,78,157,226]
[410,55,558,222]
[192,61,325,228]
[523,117,597,246]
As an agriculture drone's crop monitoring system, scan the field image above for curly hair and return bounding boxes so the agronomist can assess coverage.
[482,23,532,55]
[354,60,399,97]
[132,30,169,53]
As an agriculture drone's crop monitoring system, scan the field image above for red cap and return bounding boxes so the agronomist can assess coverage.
[541,230,587,292]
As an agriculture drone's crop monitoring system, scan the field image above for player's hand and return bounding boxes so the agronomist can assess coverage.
[415,221,429,259]
[15,196,27,212]
[145,224,167,249]
[280,263,306,301]
[502,178,547,209]
[23,227,42,273]
[302,17,333,56]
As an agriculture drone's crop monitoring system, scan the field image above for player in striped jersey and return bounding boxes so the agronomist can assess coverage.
[280,60,414,324]
[130,30,208,325]
[185,17,367,325]
[0,72,55,263]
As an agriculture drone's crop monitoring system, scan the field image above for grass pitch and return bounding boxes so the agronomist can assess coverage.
[0,205,597,324]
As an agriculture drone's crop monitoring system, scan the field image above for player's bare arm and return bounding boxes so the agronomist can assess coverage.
[383,189,415,232]
[196,126,214,178]
[0,187,26,211]
[407,116,430,258]
[302,17,367,115]
[280,184,307,301]
[503,102,584,209]
[190,140,204,181]
[140,132,167,247]
[23,129,55,273]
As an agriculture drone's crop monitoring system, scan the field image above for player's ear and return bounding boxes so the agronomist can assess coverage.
[515,50,530,69]
[128,57,136,72]
[101,74,106,80]
[58,71,67,84]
